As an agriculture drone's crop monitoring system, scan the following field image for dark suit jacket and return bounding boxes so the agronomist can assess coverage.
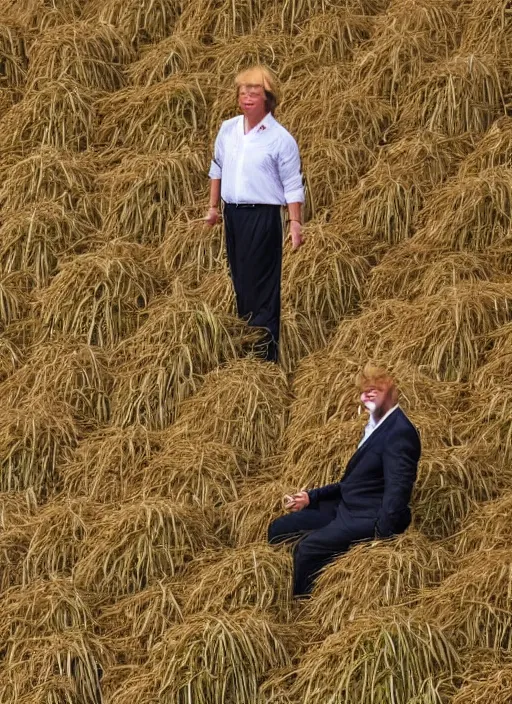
[307,408,421,538]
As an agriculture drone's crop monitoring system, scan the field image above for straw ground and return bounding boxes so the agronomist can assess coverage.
[455,492,512,557]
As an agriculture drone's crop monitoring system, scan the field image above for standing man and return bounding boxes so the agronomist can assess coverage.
[268,364,421,597]
[205,65,305,362]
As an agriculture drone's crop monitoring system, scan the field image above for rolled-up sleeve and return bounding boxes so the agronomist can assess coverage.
[208,125,224,179]
[278,136,304,203]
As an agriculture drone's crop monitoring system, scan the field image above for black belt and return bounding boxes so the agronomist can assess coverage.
[223,202,280,209]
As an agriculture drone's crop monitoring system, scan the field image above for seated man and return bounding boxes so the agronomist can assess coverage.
[268,363,421,597]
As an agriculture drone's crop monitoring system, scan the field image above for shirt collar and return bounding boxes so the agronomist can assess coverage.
[242,112,275,136]
[370,404,399,430]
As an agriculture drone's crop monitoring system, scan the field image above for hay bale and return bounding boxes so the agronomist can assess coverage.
[61,424,162,502]
[296,9,372,64]
[278,609,458,703]
[111,610,293,704]
[36,240,158,347]
[99,149,205,244]
[183,544,293,616]
[0,200,102,288]
[306,532,451,634]
[26,21,132,91]
[331,282,512,381]
[0,576,96,643]
[176,0,267,39]
[97,578,183,655]
[174,358,290,460]
[0,272,30,327]
[0,147,100,223]
[460,116,512,174]
[194,267,235,314]
[128,34,203,86]
[279,304,318,374]
[281,219,371,343]
[461,0,512,55]
[2,0,83,30]
[221,475,288,546]
[1,631,109,704]
[73,499,218,596]
[96,75,208,152]
[0,78,99,152]
[402,52,505,136]
[279,0,386,30]
[346,131,470,244]
[352,0,458,104]
[0,22,28,89]
[368,246,495,301]
[0,489,37,529]
[0,334,22,383]
[2,339,113,426]
[138,431,248,506]
[110,294,257,429]
[0,397,78,498]
[23,498,100,582]
[412,445,508,540]
[456,493,512,556]
[421,549,512,650]
[452,661,512,704]
[419,167,512,251]
[86,0,182,44]
[0,527,31,590]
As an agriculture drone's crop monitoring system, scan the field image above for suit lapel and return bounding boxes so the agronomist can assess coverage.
[342,409,400,479]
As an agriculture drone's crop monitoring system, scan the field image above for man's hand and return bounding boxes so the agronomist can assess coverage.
[284,490,310,512]
[205,206,220,227]
[289,220,303,250]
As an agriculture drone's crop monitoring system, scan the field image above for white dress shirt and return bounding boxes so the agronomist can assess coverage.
[358,405,399,449]
[208,113,305,206]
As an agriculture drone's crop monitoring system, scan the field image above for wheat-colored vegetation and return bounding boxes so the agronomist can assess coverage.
[0,0,511,700]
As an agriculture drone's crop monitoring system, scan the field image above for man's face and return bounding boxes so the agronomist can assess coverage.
[360,383,391,414]
[238,84,266,115]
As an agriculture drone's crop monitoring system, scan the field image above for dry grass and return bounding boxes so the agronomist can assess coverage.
[176,0,267,39]
[330,282,512,381]
[306,532,451,635]
[272,608,459,703]
[456,493,512,556]
[0,22,28,89]
[452,660,512,704]
[278,303,319,374]
[23,498,100,582]
[0,489,37,530]
[0,333,23,383]
[0,527,31,591]
[61,424,162,502]
[110,294,256,429]
[96,75,209,151]
[460,116,512,174]
[418,167,512,252]
[412,445,509,540]
[26,21,132,91]
[281,219,371,343]
[111,610,293,704]
[297,9,372,64]
[2,0,83,30]
[0,396,78,499]
[128,34,203,86]
[0,79,100,152]
[421,549,512,650]
[36,240,158,347]
[0,272,30,327]
[0,200,102,288]
[402,53,505,136]
[73,499,218,596]
[183,543,293,617]
[461,0,512,55]
[86,0,182,44]
[174,358,290,460]
[99,149,205,244]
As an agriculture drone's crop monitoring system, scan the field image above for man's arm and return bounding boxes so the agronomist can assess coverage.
[307,482,342,509]
[375,426,421,538]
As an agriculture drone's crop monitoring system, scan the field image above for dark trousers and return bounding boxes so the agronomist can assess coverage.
[268,500,376,596]
[223,203,282,362]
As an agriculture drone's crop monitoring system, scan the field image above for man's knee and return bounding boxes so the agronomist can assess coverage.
[268,515,289,544]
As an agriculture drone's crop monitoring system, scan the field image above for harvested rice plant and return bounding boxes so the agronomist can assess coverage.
[0,0,511,701]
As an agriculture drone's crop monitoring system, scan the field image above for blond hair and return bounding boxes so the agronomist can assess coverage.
[356,363,395,391]
[234,65,279,114]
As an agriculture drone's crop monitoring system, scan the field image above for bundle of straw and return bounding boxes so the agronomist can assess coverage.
[176,0,266,40]
[421,549,512,650]
[0,527,31,591]
[459,116,512,174]
[183,543,293,617]
[0,272,30,327]
[36,240,158,347]
[460,0,512,55]
[23,498,101,582]
[0,79,100,152]
[296,9,372,64]
[2,0,83,30]
[110,294,258,429]
[0,489,37,530]
[306,531,451,635]
[455,492,512,556]
[99,149,205,244]
[0,397,78,498]
[274,608,459,703]
[0,22,27,89]
[0,200,102,288]
[111,610,293,704]
[86,0,182,44]
[174,358,290,460]
[73,499,218,595]
[26,21,132,91]
[61,424,162,502]
[128,34,203,86]
[452,661,512,704]
[0,333,23,383]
